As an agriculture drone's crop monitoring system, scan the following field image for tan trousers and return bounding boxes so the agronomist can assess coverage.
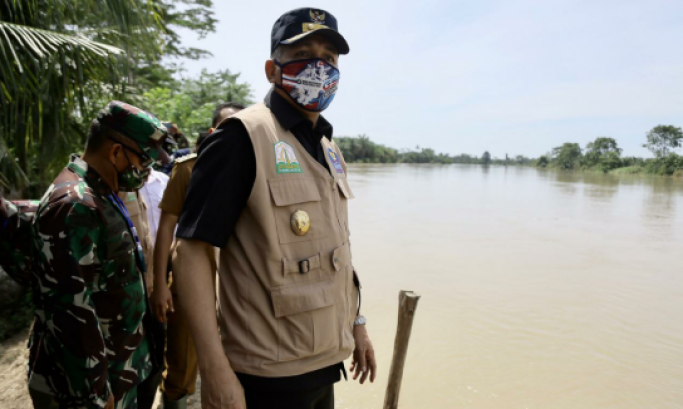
[161,288,198,400]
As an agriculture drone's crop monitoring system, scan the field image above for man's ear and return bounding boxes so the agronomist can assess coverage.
[265,59,277,85]
[109,143,122,165]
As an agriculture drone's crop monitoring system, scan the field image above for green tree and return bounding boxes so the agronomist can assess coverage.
[536,155,549,168]
[482,151,491,165]
[0,0,219,196]
[336,135,398,163]
[552,143,582,170]
[142,69,253,138]
[133,0,217,89]
[515,155,534,165]
[584,137,622,172]
[647,153,683,175]
[643,125,683,158]
[0,0,166,196]
[599,151,622,173]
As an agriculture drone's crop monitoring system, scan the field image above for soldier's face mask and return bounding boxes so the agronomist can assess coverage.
[114,145,150,192]
[275,58,339,112]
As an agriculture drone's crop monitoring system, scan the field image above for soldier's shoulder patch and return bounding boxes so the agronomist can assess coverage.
[175,153,197,164]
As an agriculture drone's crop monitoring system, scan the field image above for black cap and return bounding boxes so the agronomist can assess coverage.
[271,8,349,55]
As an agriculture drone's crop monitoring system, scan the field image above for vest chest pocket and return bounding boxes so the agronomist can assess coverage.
[269,177,329,244]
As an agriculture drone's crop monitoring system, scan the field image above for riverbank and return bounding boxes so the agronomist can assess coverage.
[346,161,683,179]
[544,165,683,178]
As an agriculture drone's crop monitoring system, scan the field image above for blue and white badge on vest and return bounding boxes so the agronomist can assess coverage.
[274,141,303,174]
[327,148,344,174]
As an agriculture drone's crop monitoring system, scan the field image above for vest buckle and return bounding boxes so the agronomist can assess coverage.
[299,260,310,274]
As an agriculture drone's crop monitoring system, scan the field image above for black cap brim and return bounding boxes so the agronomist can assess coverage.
[280,28,349,55]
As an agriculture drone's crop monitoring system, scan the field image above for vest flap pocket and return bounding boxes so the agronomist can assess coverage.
[269,177,321,206]
[337,177,354,199]
[271,278,336,318]
[332,242,351,272]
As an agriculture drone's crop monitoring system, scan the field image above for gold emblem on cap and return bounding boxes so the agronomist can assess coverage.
[310,10,326,24]
[290,210,311,236]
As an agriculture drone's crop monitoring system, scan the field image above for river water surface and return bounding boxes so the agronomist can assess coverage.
[335,164,683,409]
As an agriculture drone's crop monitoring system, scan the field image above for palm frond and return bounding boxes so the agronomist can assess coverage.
[0,22,122,83]
[0,0,167,196]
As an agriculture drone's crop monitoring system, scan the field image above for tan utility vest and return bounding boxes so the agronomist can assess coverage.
[217,103,358,377]
[119,191,154,292]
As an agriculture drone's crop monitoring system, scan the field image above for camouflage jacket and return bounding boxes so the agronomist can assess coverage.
[27,155,151,408]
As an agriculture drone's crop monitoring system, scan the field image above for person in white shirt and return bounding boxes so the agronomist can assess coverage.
[140,169,169,247]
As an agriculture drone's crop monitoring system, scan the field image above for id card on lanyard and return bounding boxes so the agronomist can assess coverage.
[109,194,147,273]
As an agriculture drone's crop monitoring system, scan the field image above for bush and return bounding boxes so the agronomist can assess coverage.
[536,156,549,168]
[646,154,683,175]
[610,166,644,175]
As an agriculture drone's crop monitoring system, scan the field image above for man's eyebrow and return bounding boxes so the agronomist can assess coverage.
[323,43,339,55]
[292,40,313,48]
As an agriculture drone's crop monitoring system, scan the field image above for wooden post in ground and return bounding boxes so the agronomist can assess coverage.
[383,290,421,409]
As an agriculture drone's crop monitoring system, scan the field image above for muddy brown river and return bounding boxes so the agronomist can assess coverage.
[2,164,682,409]
[335,164,683,409]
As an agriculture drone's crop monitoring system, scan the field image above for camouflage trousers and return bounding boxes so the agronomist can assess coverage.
[29,387,140,409]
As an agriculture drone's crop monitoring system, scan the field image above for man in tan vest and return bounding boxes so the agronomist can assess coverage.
[174,7,376,409]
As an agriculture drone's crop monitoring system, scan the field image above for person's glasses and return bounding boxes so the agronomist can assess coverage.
[109,136,155,168]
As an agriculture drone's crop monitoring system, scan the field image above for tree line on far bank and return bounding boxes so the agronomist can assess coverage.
[335,135,535,166]
[537,125,683,176]
[337,125,683,176]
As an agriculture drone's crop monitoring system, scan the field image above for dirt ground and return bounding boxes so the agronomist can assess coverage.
[0,330,202,409]
[0,329,32,409]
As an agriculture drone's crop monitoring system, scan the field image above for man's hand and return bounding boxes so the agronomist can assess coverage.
[200,360,246,409]
[350,324,377,384]
[104,395,115,409]
[151,284,174,323]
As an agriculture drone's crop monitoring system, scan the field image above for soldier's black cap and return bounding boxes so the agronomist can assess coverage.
[271,8,349,55]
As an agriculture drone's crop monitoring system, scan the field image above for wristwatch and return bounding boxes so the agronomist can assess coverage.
[353,315,367,326]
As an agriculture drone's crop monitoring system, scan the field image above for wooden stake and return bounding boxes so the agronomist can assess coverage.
[383,290,421,409]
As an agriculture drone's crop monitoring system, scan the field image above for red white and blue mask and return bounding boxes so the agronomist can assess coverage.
[275,58,339,112]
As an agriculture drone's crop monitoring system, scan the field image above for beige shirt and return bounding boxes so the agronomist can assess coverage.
[119,191,154,292]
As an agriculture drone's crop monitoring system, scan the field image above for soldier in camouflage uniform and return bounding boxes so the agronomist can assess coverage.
[9,101,169,409]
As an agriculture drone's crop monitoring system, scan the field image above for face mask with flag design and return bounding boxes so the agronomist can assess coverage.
[275,58,339,112]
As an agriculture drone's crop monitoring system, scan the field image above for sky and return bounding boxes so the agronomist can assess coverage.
[175,0,683,158]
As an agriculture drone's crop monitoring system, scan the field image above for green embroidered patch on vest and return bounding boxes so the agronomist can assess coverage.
[274,141,303,174]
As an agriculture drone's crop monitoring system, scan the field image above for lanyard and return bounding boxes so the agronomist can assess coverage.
[108,194,147,274]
